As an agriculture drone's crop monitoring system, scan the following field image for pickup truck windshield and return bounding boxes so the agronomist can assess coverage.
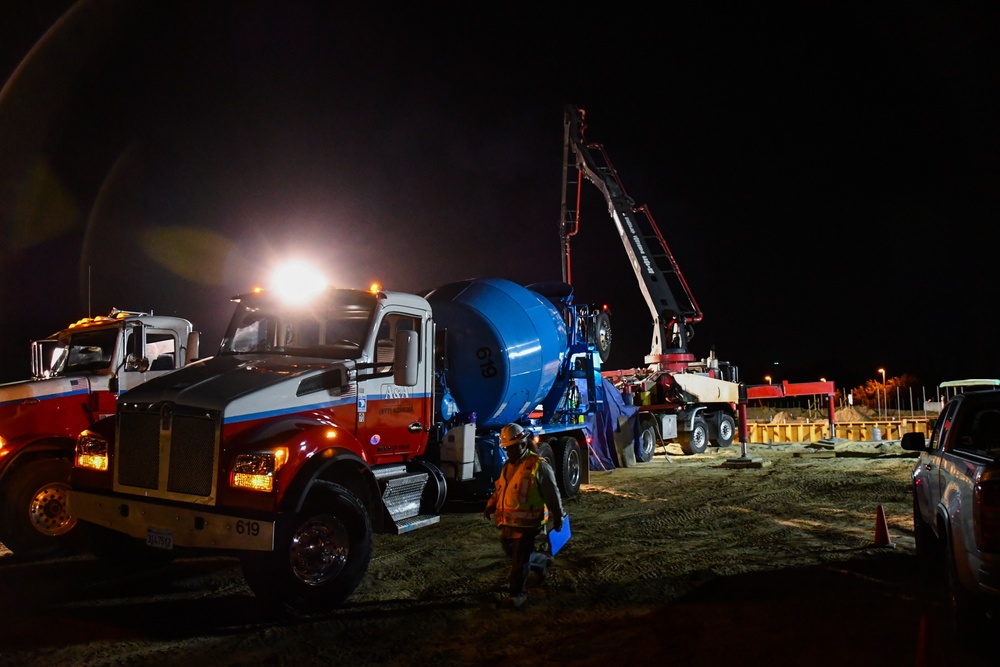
[220,291,375,360]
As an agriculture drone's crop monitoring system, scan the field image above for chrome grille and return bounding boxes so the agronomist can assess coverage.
[117,411,160,489]
[116,404,219,501]
[167,415,217,496]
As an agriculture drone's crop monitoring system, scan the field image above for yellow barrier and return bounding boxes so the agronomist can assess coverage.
[746,419,932,444]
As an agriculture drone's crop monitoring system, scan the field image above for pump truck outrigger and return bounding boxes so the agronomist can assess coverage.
[560,104,741,458]
[0,310,199,557]
[67,276,617,614]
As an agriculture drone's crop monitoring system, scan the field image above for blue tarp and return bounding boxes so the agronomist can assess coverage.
[588,376,639,471]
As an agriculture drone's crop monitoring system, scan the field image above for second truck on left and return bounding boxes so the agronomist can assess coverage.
[66,277,618,614]
[0,310,199,557]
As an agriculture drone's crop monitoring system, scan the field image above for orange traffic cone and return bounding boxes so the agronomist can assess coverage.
[872,504,895,548]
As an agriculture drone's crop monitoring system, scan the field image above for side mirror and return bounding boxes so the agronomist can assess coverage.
[900,431,927,452]
[393,330,419,387]
[125,354,150,372]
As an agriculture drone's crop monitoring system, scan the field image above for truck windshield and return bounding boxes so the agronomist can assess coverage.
[220,291,375,360]
[43,328,120,375]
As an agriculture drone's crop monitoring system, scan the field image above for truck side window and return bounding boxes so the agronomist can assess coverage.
[146,332,178,371]
[375,314,419,367]
[930,401,959,453]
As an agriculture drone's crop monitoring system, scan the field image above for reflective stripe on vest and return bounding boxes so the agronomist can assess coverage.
[494,453,545,528]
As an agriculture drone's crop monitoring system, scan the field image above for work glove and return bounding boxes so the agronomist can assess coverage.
[482,508,493,520]
[553,515,564,532]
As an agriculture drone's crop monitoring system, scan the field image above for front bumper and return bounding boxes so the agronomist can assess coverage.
[67,489,275,551]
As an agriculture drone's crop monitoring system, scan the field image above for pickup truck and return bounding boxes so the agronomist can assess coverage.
[902,389,1000,631]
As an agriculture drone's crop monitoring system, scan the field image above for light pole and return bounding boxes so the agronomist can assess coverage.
[878,368,886,418]
[765,375,772,385]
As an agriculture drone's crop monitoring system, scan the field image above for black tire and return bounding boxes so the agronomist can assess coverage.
[712,414,736,448]
[408,460,447,514]
[946,533,990,637]
[592,311,612,363]
[240,481,372,616]
[635,425,656,463]
[535,441,556,466]
[912,492,938,561]
[0,457,79,557]
[555,436,582,498]
[679,417,709,455]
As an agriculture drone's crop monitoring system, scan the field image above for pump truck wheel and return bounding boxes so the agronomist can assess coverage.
[711,414,736,448]
[0,457,80,557]
[592,311,612,363]
[678,417,709,455]
[635,419,657,463]
[240,481,372,616]
[555,436,582,498]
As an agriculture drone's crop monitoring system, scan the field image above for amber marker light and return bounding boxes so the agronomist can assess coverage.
[231,447,289,493]
[369,282,382,294]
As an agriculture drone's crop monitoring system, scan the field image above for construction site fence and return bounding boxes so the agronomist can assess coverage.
[745,419,933,444]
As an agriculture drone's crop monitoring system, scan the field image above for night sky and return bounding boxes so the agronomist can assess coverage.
[1,1,998,392]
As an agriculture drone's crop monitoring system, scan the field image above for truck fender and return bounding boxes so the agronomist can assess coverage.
[682,406,707,431]
[0,436,76,486]
[278,446,384,533]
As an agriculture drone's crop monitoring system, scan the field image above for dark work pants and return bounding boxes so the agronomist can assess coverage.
[500,528,540,596]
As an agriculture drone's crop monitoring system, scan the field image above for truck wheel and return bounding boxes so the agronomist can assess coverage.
[535,441,556,466]
[912,492,939,562]
[712,414,736,448]
[0,458,79,557]
[635,425,656,463]
[593,311,612,363]
[555,436,581,498]
[946,534,989,636]
[679,417,709,455]
[408,460,447,514]
[240,482,372,616]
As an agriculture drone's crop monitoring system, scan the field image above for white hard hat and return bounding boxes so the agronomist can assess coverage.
[500,423,529,448]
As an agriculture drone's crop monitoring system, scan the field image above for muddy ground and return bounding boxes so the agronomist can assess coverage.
[0,439,990,666]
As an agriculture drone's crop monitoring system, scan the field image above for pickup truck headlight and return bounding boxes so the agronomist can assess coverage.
[75,430,109,471]
[231,448,288,493]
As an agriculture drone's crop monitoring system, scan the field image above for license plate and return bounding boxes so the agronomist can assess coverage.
[146,527,174,550]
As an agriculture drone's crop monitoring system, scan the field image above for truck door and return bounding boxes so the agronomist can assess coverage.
[117,324,183,393]
[356,311,430,459]
[918,399,959,523]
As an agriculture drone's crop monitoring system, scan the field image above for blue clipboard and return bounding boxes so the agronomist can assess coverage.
[547,514,571,555]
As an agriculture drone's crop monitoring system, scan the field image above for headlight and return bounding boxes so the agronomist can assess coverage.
[76,430,109,471]
[231,448,288,492]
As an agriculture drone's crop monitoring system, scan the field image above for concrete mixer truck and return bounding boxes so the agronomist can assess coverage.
[66,276,618,614]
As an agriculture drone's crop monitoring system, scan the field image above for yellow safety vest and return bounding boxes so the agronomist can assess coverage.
[493,453,546,528]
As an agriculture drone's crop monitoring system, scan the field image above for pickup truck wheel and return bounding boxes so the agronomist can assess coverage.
[555,436,582,498]
[946,537,990,636]
[712,414,736,448]
[241,482,372,616]
[679,417,709,455]
[0,458,79,557]
[911,492,938,561]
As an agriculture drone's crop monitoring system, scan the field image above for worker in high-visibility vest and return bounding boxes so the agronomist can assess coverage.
[483,423,565,609]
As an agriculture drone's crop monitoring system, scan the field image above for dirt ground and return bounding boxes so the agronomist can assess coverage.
[0,438,990,666]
